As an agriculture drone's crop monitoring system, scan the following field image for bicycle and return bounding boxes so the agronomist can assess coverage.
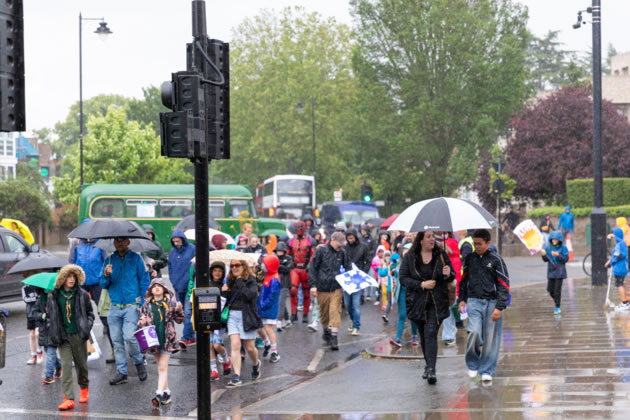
[582,240,613,277]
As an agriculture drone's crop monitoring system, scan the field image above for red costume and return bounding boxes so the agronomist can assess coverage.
[288,221,314,320]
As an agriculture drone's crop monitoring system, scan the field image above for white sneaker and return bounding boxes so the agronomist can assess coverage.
[308,320,319,332]
[283,320,292,328]
[481,373,492,382]
[373,301,380,306]
[351,328,359,336]
[347,324,353,332]
[467,369,478,378]
[615,303,629,311]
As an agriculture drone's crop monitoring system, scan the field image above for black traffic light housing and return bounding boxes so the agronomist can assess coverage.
[361,183,373,203]
[0,0,26,132]
[160,38,229,160]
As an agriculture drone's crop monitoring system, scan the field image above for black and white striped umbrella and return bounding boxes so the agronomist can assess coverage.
[388,197,497,232]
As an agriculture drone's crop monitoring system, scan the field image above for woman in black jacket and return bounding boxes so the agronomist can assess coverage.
[222,260,262,387]
[399,231,454,384]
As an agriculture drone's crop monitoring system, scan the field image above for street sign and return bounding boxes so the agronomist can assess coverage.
[334,190,342,202]
[374,200,385,207]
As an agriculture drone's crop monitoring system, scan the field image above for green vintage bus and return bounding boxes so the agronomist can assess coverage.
[78,184,287,251]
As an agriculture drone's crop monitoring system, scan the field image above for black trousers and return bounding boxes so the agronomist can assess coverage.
[413,302,442,371]
[547,278,564,307]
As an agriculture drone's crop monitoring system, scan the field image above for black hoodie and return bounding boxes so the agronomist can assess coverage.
[344,228,371,273]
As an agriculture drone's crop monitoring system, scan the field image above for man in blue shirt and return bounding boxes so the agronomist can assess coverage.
[100,237,151,386]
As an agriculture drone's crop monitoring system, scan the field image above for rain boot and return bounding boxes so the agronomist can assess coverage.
[329,334,339,351]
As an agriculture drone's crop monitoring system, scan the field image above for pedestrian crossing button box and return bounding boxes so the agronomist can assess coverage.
[192,287,221,332]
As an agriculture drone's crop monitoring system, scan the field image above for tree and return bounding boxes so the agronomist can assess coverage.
[350,0,530,200]
[210,7,359,202]
[486,85,630,204]
[54,106,193,206]
[126,86,169,136]
[53,94,129,176]
[16,162,51,198]
[0,178,51,229]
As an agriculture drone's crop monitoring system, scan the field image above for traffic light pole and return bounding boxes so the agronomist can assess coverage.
[191,4,211,418]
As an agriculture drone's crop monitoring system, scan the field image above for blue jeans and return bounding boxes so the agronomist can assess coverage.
[465,298,503,376]
[441,309,456,342]
[343,291,361,329]
[44,345,61,378]
[177,291,196,341]
[396,286,417,340]
[108,305,143,375]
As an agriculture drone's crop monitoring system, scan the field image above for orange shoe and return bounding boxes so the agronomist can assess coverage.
[79,387,89,403]
[58,396,75,411]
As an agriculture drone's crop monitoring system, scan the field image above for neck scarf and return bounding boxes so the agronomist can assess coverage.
[151,297,168,321]
[61,289,75,324]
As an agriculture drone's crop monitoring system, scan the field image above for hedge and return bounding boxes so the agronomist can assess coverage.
[566,178,630,208]
[528,205,630,219]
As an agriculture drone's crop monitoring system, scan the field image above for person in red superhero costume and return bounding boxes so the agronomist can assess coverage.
[288,221,314,323]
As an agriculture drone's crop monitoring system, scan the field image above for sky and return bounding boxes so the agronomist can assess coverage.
[22,0,630,132]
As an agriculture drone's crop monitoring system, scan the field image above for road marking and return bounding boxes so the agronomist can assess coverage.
[234,354,362,415]
[211,389,226,405]
[306,348,325,372]
[0,407,188,419]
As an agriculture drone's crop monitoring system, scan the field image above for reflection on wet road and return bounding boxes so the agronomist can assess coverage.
[214,278,630,419]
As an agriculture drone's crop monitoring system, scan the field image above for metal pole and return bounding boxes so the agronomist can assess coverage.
[311,96,316,181]
[79,13,83,189]
[496,156,502,253]
[191,2,211,418]
[590,0,607,286]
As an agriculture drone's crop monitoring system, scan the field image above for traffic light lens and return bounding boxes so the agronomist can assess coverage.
[363,195,371,202]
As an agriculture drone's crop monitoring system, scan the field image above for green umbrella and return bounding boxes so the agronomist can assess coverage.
[21,272,58,292]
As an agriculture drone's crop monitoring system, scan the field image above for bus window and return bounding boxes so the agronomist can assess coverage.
[126,199,158,218]
[209,200,226,218]
[92,198,124,218]
[160,199,193,218]
[229,199,252,218]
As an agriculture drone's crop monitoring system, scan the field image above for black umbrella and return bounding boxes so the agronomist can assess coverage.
[175,214,220,231]
[93,238,160,254]
[8,253,66,274]
[67,219,151,240]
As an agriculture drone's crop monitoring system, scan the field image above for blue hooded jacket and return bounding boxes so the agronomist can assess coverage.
[69,239,108,286]
[168,229,196,297]
[558,206,574,232]
[611,227,629,277]
[541,231,569,279]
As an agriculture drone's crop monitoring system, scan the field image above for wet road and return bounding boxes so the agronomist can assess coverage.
[210,258,630,419]
[0,249,623,419]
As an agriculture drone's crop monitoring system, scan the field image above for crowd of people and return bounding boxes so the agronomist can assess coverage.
[20,216,518,411]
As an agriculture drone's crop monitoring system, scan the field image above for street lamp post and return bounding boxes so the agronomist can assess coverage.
[79,13,112,190]
[574,2,606,285]
[296,97,316,181]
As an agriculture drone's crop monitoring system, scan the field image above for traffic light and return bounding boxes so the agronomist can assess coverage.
[203,39,229,160]
[361,183,373,203]
[160,72,205,158]
[160,38,229,160]
[0,0,26,132]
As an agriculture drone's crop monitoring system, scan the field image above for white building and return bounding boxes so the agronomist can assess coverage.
[0,132,17,180]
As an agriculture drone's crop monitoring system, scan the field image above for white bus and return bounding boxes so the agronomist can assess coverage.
[255,175,316,220]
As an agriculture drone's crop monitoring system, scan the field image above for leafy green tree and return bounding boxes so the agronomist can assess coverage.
[53,94,129,176]
[210,7,359,201]
[126,86,168,136]
[350,0,530,200]
[16,162,51,198]
[0,178,51,229]
[54,106,193,206]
